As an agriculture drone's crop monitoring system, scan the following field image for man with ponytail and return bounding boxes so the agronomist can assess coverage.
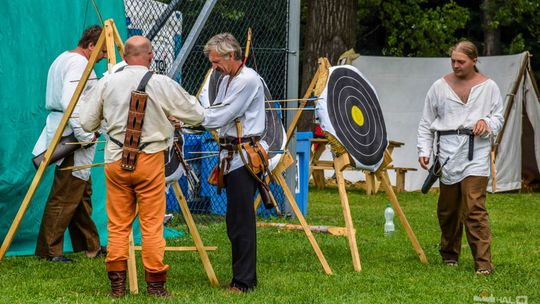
[417,40,504,275]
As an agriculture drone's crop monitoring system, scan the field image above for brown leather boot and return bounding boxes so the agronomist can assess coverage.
[145,270,170,297]
[147,281,171,297]
[107,271,126,298]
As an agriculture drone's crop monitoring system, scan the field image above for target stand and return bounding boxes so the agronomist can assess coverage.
[197,62,333,275]
[253,151,333,275]
[290,58,427,271]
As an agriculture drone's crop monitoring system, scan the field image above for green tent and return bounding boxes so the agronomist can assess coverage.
[0,1,127,256]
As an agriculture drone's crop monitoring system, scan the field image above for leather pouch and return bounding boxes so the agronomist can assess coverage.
[421,157,444,194]
[32,133,80,169]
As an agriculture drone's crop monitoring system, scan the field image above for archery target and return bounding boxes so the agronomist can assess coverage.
[165,129,185,186]
[316,65,387,171]
[260,78,286,171]
[199,69,225,108]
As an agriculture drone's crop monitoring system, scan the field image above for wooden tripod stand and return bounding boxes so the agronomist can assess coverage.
[0,19,218,292]
[251,59,338,275]
[263,58,428,272]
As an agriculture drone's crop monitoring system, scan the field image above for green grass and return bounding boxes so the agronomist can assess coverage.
[1,187,539,303]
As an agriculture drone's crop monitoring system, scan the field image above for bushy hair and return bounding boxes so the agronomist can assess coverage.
[78,25,102,48]
[203,33,242,60]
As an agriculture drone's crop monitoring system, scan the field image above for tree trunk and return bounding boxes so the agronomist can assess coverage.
[298,0,357,132]
[482,0,501,55]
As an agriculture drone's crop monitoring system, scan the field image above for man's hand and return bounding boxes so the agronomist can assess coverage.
[83,132,101,149]
[168,116,182,130]
[419,156,430,170]
[473,119,489,136]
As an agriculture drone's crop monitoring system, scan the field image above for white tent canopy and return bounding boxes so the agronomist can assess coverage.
[323,52,540,192]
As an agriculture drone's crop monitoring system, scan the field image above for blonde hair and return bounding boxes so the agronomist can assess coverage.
[449,40,479,72]
[203,33,242,60]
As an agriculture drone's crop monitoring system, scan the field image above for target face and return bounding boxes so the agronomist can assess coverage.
[323,65,387,170]
[260,78,285,161]
[207,70,225,106]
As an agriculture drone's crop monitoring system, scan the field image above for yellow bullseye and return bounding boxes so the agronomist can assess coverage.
[351,105,364,126]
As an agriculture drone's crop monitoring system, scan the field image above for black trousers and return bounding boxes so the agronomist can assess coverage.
[224,166,258,289]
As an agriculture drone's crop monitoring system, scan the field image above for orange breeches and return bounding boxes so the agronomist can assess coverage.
[104,152,169,276]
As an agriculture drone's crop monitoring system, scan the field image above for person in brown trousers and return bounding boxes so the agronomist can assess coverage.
[80,36,204,297]
[32,25,107,263]
[417,41,504,275]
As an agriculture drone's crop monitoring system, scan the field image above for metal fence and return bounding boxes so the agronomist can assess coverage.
[124,0,290,223]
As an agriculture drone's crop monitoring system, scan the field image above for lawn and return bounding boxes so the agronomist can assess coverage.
[0,187,538,303]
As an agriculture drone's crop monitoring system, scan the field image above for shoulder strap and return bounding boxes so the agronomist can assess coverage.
[136,71,154,92]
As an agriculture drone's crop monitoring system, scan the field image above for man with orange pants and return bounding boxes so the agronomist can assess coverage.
[80,35,204,297]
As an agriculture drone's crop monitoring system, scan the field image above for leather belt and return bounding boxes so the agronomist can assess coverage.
[109,136,150,151]
[215,136,261,194]
[438,128,474,161]
[219,136,261,145]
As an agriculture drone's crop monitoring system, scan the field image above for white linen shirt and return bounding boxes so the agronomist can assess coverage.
[32,51,98,181]
[202,66,267,174]
[417,78,504,184]
[79,65,204,163]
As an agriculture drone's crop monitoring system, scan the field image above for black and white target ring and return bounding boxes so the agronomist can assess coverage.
[327,66,387,168]
[261,79,285,159]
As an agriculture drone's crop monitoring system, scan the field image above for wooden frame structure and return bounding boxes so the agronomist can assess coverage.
[251,59,340,275]
[0,19,219,293]
[263,58,428,272]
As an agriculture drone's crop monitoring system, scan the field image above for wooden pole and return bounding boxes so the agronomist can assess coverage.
[111,20,125,59]
[495,52,529,155]
[283,59,324,148]
[376,169,428,264]
[127,231,138,294]
[333,153,361,272]
[257,222,347,236]
[104,20,117,70]
[272,153,333,275]
[59,163,105,171]
[0,29,107,261]
[172,183,219,287]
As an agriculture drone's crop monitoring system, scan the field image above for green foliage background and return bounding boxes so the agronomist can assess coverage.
[356,0,540,57]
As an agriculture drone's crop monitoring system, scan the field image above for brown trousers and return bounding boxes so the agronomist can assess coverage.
[35,154,101,258]
[104,152,169,281]
[438,176,493,270]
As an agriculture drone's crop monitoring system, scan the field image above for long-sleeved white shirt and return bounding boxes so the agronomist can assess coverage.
[32,51,98,181]
[417,78,504,184]
[79,65,204,163]
[202,66,267,174]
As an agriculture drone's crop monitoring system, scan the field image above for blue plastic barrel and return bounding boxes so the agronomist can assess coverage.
[295,132,313,215]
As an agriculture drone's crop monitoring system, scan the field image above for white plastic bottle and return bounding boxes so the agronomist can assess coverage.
[384,204,395,236]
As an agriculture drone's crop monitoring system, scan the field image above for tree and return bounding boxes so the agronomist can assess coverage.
[478,0,540,54]
[481,0,502,55]
[298,0,358,131]
[379,0,470,56]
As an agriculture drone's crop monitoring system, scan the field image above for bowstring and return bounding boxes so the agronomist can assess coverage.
[82,0,89,29]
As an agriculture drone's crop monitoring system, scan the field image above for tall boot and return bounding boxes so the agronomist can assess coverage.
[145,270,170,297]
[107,271,126,298]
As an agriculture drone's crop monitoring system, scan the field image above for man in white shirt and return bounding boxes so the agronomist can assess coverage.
[202,33,267,293]
[417,41,504,275]
[32,25,107,263]
[80,36,204,298]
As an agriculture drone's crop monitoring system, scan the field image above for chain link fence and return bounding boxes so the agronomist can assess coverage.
[124,0,290,224]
